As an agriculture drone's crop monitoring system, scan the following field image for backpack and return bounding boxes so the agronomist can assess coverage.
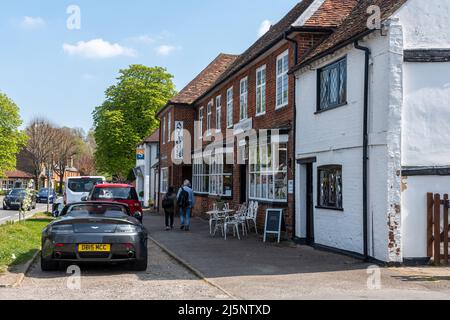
[162,195,174,210]
[177,188,190,208]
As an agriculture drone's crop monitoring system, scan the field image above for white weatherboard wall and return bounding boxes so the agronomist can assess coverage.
[394,0,450,260]
[402,176,450,259]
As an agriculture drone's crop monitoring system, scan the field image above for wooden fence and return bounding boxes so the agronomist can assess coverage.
[427,193,449,265]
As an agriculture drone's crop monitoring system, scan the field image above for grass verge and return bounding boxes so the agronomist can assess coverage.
[0,213,53,273]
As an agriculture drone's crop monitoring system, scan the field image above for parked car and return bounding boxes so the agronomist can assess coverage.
[40,202,148,271]
[85,184,143,222]
[64,176,106,205]
[2,188,37,211]
[37,188,56,204]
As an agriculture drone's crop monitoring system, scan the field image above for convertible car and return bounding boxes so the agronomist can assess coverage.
[41,202,148,271]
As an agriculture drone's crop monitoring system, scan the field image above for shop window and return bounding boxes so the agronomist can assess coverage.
[193,150,233,197]
[318,165,343,210]
[160,168,168,194]
[249,137,288,202]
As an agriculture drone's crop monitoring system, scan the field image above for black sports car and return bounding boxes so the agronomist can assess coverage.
[41,202,148,271]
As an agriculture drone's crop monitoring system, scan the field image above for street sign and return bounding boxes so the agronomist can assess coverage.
[136,149,145,160]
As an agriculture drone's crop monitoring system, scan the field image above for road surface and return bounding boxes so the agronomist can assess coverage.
[0,197,48,225]
[0,241,229,300]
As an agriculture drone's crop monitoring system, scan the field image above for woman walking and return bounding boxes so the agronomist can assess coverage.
[162,187,177,231]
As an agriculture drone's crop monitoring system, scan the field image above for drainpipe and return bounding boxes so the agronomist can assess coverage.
[354,41,371,260]
[284,31,298,239]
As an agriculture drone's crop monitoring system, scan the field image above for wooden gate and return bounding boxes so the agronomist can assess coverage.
[427,193,449,265]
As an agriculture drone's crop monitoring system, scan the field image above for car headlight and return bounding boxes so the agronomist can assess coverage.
[116,225,140,233]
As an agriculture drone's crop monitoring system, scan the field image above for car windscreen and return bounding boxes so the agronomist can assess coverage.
[91,187,139,201]
[9,189,25,196]
[67,178,103,193]
[65,204,129,218]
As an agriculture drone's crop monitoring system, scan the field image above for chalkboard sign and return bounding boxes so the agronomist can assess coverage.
[264,209,284,243]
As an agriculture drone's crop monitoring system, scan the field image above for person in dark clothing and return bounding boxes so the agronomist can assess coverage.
[162,187,177,231]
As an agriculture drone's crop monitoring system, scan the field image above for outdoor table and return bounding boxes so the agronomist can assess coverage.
[206,209,235,235]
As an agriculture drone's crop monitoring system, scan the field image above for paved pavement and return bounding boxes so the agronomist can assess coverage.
[0,241,228,300]
[144,213,450,300]
[0,197,48,225]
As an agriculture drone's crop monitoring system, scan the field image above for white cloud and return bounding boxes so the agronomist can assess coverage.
[20,16,46,29]
[127,35,155,45]
[258,20,272,37]
[154,45,178,57]
[63,39,137,59]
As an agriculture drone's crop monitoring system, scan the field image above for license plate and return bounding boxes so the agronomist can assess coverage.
[11,202,20,205]
[78,244,111,252]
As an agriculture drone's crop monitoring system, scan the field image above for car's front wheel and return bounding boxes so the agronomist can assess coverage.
[41,257,59,271]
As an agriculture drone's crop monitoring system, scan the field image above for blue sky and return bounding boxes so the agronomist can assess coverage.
[0,0,299,132]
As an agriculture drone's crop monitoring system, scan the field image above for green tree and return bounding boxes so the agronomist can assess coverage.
[93,65,176,181]
[0,92,27,177]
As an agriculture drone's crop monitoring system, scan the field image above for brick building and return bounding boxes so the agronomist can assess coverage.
[157,0,358,236]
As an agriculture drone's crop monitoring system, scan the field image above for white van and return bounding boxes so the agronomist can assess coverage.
[64,176,106,204]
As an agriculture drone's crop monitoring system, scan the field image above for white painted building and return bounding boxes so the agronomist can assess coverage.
[135,130,160,208]
[293,0,450,263]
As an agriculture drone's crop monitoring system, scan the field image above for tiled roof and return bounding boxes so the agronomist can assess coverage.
[169,53,239,105]
[197,0,357,101]
[294,0,408,69]
[143,130,160,144]
[304,0,359,27]
[4,170,34,179]
[205,0,315,94]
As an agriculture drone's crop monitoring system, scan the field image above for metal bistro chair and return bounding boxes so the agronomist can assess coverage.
[224,205,247,240]
[245,201,259,234]
[212,202,229,237]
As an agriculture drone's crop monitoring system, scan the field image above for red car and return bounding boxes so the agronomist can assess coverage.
[86,184,143,222]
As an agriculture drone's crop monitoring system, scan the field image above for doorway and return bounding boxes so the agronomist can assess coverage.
[240,165,247,204]
[305,163,315,245]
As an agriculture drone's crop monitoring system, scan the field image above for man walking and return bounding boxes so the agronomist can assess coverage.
[177,180,195,231]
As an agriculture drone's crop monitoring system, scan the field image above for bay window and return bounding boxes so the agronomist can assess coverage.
[249,135,288,202]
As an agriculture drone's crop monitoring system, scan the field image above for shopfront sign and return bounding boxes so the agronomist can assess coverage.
[174,121,184,160]
[233,118,253,135]
[264,209,285,243]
